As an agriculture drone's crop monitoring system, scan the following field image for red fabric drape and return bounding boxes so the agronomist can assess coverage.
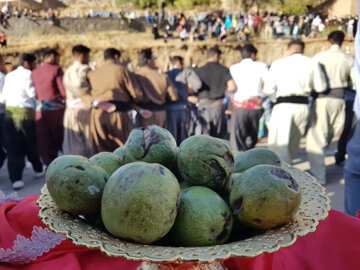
[1,196,360,270]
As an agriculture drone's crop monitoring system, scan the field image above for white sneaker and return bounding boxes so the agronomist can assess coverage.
[12,180,24,190]
[34,171,45,179]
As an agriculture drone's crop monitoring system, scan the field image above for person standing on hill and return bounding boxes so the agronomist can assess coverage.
[229,44,268,151]
[32,48,66,167]
[62,45,92,157]
[135,48,178,128]
[0,54,44,190]
[264,39,327,165]
[194,46,237,139]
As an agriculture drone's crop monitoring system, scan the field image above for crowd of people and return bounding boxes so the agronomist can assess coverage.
[146,9,358,42]
[0,29,358,216]
[0,0,358,43]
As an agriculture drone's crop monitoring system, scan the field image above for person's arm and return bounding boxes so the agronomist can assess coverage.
[224,67,237,93]
[64,65,92,97]
[177,68,202,93]
[260,64,269,95]
[26,74,36,100]
[226,79,237,93]
[311,59,327,93]
[123,70,144,103]
[263,64,277,97]
[348,56,355,90]
[166,75,178,102]
[56,67,66,99]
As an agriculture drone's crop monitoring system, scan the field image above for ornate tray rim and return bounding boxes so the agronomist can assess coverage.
[37,163,331,263]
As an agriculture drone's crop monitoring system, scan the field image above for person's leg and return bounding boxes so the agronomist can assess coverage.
[3,116,26,183]
[328,98,345,142]
[195,107,211,136]
[229,109,244,151]
[336,98,355,164]
[166,109,178,143]
[268,104,292,164]
[230,109,247,151]
[177,108,190,145]
[247,109,263,149]
[35,111,47,164]
[47,109,64,163]
[306,99,328,184]
[24,119,43,173]
[36,110,64,166]
[211,105,227,139]
[344,169,360,216]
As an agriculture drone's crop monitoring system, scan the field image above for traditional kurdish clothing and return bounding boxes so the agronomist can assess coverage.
[264,53,327,164]
[306,44,355,184]
[84,60,144,153]
[62,61,91,157]
[136,66,177,128]
[32,62,66,166]
[0,66,43,184]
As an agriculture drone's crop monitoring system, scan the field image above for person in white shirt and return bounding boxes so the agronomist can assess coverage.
[229,44,268,151]
[344,16,360,216]
[306,31,354,185]
[0,53,43,190]
[264,39,327,164]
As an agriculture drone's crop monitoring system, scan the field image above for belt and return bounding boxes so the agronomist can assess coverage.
[317,88,346,99]
[275,96,309,105]
[165,102,188,111]
[141,103,166,111]
[109,101,133,112]
[36,99,65,112]
[198,98,224,108]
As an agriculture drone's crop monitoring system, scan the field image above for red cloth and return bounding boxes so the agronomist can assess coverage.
[32,62,66,101]
[1,196,360,269]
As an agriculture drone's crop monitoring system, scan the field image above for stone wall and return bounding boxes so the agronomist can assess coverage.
[1,17,146,38]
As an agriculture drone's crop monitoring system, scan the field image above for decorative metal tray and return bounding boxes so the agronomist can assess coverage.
[37,163,330,263]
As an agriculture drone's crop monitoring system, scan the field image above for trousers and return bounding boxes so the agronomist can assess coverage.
[306,97,345,184]
[3,108,43,182]
[195,104,227,139]
[268,103,309,164]
[63,108,90,157]
[230,108,263,151]
[344,120,360,216]
[36,109,64,166]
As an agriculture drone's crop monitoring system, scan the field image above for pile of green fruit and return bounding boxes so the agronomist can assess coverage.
[46,125,302,247]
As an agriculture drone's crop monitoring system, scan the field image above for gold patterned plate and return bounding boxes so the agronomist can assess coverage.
[37,163,330,263]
